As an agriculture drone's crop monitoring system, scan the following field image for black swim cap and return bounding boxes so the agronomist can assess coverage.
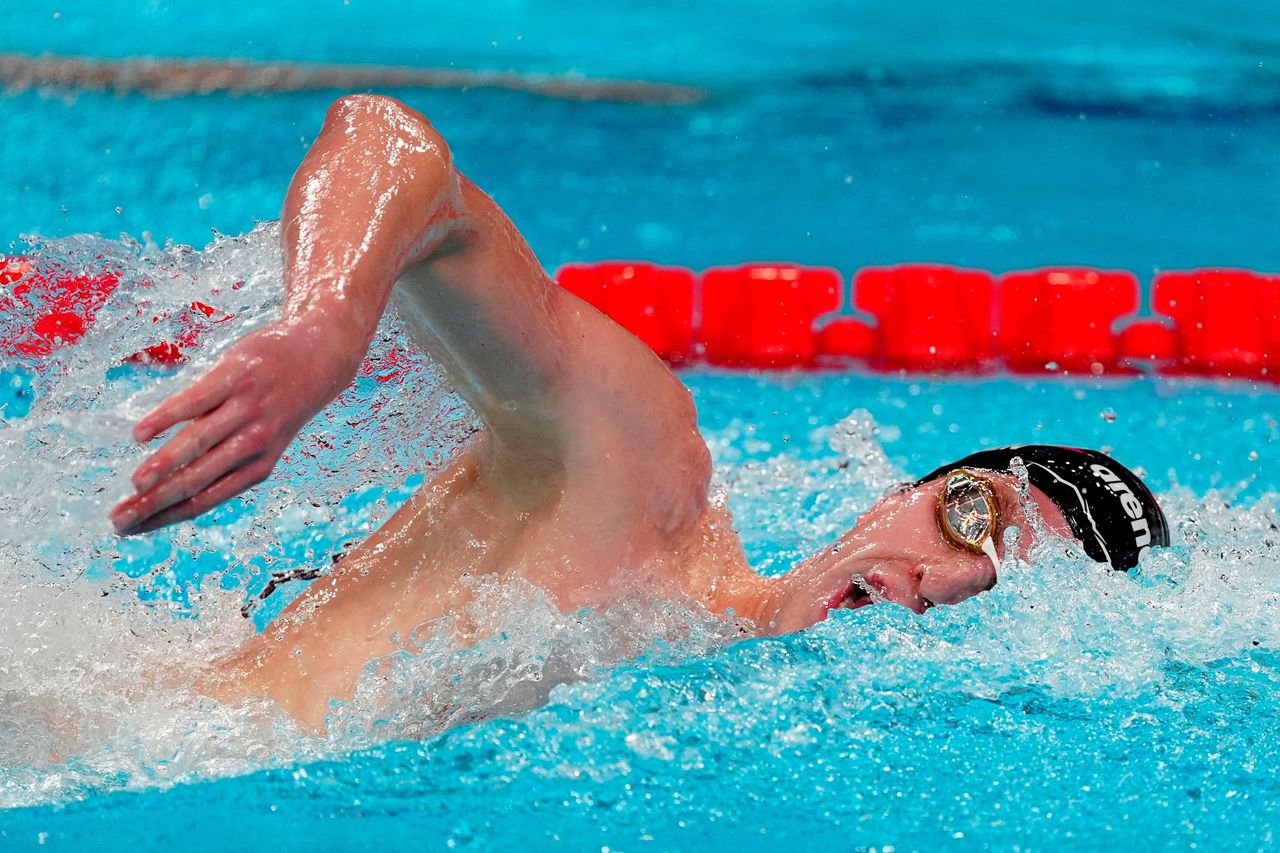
[917,445,1170,570]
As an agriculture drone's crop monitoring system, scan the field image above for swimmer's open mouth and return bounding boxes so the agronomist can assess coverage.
[829,580,875,612]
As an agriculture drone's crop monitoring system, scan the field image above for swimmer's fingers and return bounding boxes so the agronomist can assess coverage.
[111,428,277,534]
[133,365,237,442]
[129,399,254,493]
[122,462,275,536]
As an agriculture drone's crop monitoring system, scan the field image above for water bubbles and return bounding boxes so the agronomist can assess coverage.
[0,225,761,812]
[0,225,499,803]
[3,231,1280,846]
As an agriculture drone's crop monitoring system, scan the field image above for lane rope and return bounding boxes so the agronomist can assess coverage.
[0,53,707,106]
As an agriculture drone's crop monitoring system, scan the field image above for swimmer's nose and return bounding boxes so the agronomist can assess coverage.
[917,558,997,607]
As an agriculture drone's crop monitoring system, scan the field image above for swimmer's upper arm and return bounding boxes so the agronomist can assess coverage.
[304,96,705,501]
[391,173,572,462]
[391,154,695,493]
[282,94,581,453]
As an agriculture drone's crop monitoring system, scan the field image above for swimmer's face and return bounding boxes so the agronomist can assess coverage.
[770,473,1072,632]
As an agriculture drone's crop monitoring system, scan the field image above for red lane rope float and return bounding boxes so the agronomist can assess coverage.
[0,256,120,358]
[822,265,997,371]
[998,267,1141,375]
[0,255,226,365]
[1149,270,1280,378]
[0,255,458,385]
[557,262,695,363]
[4,255,1279,380]
[701,264,840,366]
[123,299,225,366]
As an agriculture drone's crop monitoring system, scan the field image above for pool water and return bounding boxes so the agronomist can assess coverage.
[0,229,1277,850]
[3,1,1280,849]
[5,0,1280,273]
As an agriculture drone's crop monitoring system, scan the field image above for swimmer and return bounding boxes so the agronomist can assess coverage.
[106,95,1170,732]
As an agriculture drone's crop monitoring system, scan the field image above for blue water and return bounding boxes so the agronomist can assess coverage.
[3,1,1280,850]
[2,342,1279,849]
[4,1,1280,274]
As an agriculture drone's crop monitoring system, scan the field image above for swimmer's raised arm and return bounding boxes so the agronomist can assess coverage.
[111,94,627,535]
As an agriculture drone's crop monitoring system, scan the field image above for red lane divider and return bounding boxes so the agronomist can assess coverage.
[1150,269,1280,378]
[557,262,695,363]
[998,267,1140,375]
[701,264,840,366]
[0,257,120,357]
[0,258,30,286]
[0,255,229,365]
[123,299,226,366]
[1117,318,1178,368]
[815,316,876,362]
[827,264,997,370]
[4,255,1280,381]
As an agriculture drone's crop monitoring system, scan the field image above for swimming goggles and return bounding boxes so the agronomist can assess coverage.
[936,469,1001,553]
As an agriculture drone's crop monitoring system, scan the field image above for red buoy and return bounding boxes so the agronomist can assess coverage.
[998,267,1139,375]
[0,257,121,357]
[852,264,996,371]
[558,262,695,363]
[701,264,840,366]
[1152,269,1280,378]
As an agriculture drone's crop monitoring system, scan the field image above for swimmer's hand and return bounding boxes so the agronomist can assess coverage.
[110,318,361,535]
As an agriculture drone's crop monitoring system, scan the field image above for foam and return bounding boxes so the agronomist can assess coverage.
[1,230,1278,821]
[0,228,745,808]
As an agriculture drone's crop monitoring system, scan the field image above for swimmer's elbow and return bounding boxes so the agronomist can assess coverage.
[325,94,454,173]
[326,94,440,139]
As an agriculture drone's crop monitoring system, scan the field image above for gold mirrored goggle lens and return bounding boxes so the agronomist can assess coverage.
[936,469,999,553]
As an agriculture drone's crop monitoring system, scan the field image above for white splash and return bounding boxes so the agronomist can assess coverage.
[2,230,1278,821]
[0,227,737,809]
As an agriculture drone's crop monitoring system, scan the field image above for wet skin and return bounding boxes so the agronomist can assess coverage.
[108,95,1076,732]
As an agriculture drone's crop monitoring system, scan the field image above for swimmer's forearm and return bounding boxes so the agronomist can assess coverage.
[279,95,463,354]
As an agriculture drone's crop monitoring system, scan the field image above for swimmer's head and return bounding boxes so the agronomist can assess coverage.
[914,445,1170,571]
[765,445,1169,632]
